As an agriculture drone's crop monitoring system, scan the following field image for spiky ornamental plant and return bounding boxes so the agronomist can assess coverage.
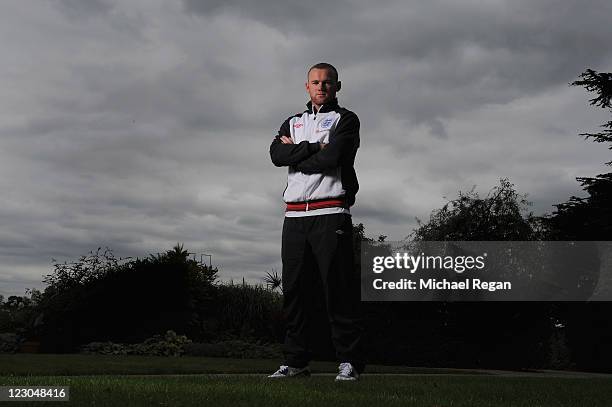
[263,270,282,291]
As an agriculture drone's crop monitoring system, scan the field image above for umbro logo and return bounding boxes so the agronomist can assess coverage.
[293,123,303,128]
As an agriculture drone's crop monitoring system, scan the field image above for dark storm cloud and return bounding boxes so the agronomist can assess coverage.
[51,0,113,19]
[342,1,611,139]
[182,0,612,139]
[182,0,351,33]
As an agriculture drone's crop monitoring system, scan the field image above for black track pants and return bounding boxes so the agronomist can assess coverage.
[281,213,364,372]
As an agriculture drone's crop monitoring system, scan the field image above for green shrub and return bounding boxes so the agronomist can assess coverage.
[38,245,217,352]
[184,339,282,359]
[0,333,22,353]
[0,291,41,335]
[135,330,192,356]
[80,330,192,356]
[213,282,283,342]
[80,341,129,355]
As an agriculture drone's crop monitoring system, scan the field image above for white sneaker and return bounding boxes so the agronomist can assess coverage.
[335,362,360,381]
[267,365,311,378]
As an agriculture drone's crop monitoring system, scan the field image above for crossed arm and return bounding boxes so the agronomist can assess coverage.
[269,112,360,174]
[269,133,322,167]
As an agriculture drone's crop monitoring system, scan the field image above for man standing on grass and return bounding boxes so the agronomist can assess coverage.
[268,63,364,381]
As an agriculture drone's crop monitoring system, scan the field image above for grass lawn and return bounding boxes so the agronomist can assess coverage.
[0,354,484,376]
[1,355,611,406]
[2,374,611,407]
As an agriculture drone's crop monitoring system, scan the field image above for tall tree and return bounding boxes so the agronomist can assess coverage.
[545,69,612,240]
[543,69,612,371]
[411,178,542,241]
[406,179,553,368]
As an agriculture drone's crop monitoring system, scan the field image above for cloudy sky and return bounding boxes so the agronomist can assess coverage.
[1,0,611,297]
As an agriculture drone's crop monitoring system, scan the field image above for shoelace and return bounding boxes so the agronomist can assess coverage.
[277,365,289,374]
[338,362,353,376]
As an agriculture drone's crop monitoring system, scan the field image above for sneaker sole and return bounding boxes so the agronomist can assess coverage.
[268,370,311,378]
[335,376,358,381]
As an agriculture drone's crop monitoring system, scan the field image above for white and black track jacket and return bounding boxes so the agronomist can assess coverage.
[270,98,360,217]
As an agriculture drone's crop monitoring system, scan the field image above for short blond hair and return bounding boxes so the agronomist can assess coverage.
[307,63,338,82]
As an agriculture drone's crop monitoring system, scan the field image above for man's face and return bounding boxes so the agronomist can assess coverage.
[305,68,340,108]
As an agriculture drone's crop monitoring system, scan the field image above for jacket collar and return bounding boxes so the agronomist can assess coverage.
[306,98,339,114]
